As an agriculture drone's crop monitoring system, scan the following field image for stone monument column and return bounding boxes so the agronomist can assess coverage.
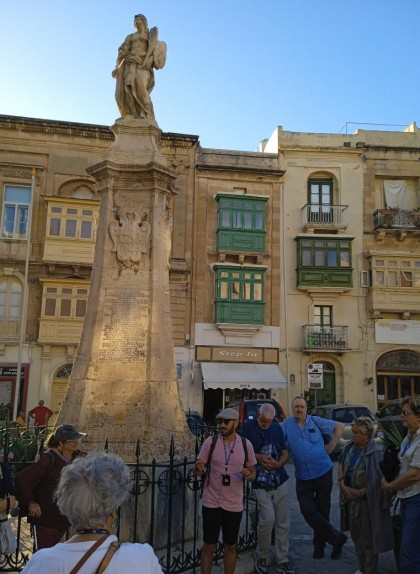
[58,117,193,461]
[58,15,193,461]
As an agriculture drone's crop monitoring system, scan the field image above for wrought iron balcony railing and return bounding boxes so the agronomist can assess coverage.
[302,204,349,227]
[303,325,349,351]
[373,209,420,231]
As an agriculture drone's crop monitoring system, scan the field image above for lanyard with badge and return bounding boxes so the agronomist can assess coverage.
[222,437,237,486]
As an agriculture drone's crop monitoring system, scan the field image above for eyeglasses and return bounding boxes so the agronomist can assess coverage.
[401,409,414,416]
[217,418,234,425]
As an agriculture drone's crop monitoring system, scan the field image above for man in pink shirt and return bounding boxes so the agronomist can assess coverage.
[193,407,257,574]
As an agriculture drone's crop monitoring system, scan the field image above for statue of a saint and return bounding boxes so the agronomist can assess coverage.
[112,14,167,119]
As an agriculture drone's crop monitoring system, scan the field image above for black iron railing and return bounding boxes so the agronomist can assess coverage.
[0,427,257,573]
[373,209,420,230]
[303,325,349,350]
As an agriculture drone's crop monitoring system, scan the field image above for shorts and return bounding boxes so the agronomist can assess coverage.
[202,506,243,546]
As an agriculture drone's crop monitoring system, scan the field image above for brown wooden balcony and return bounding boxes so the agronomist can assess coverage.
[303,325,350,352]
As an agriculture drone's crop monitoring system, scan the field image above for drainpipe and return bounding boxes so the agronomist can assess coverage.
[280,180,291,412]
[13,168,35,421]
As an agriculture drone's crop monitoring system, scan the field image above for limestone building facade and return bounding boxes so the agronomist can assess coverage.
[0,114,286,424]
[262,123,420,412]
[1,113,419,424]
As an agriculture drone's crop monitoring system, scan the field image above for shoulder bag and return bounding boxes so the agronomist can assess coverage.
[69,534,121,574]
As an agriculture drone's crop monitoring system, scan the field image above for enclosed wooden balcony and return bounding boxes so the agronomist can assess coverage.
[0,318,20,341]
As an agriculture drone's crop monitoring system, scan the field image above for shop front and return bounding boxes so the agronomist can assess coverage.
[198,348,286,424]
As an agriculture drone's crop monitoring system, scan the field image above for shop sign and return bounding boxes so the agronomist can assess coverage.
[212,347,263,362]
[0,366,24,377]
[307,363,324,389]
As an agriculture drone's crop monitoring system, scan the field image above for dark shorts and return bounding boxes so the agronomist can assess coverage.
[202,506,243,546]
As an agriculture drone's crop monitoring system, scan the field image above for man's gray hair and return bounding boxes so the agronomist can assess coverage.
[55,452,129,529]
[259,403,276,419]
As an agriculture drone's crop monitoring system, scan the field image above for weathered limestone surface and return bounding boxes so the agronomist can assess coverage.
[57,117,194,461]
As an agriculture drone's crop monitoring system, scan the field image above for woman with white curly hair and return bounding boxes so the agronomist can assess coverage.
[22,452,163,573]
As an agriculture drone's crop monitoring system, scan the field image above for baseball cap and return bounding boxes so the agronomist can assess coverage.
[54,424,86,442]
[216,407,239,421]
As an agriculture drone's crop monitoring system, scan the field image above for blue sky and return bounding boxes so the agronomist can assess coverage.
[1,1,419,151]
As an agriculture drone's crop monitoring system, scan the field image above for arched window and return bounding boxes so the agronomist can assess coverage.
[376,350,420,405]
[55,364,73,379]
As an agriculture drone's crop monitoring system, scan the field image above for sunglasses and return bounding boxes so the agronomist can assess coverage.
[217,418,234,425]
[351,417,373,430]
[401,409,414,416]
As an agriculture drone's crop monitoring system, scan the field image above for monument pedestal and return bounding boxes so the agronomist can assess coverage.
[58,118,194,461]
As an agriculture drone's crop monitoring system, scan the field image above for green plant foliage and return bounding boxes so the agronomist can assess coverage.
[380,422,405,448]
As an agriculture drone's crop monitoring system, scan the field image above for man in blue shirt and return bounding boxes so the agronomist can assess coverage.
[282,396,347,560]
[242,403,294,574]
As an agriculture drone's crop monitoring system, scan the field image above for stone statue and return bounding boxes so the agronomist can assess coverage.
[112,14,167,119]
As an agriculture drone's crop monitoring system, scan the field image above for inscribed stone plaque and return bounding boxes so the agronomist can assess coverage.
[98,290,148,362]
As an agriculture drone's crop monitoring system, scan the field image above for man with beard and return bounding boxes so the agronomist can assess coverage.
[193,408,257,574]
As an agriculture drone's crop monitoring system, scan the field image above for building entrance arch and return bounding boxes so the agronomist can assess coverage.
[376,349,420,407]
[50,363,72,425]
[306,360,336,408]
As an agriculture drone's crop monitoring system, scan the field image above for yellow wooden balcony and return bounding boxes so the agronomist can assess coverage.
[38,318,84,345]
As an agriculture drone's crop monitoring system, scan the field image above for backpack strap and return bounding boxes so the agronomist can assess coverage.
[205,433,219,486]
[69,534,109,574]
[95,540,122,574]
[45,450,55,473]
[241,436,248,467]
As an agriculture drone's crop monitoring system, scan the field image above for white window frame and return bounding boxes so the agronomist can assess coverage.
[370,258,420,288]
[1,185,31,240]
[0,277,22,320]
[41,284,89,319]
[46,203,96,241]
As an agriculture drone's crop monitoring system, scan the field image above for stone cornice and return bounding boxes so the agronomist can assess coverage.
[364,145,420,153]
[0,114,112,140]
[0,115,200,148]
[161,132,199,148]
[0,163,44,179]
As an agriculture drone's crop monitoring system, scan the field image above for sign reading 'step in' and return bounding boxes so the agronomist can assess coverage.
[196,346,279,363]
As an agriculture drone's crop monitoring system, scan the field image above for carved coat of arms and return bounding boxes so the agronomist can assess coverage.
[109,209,151,269]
